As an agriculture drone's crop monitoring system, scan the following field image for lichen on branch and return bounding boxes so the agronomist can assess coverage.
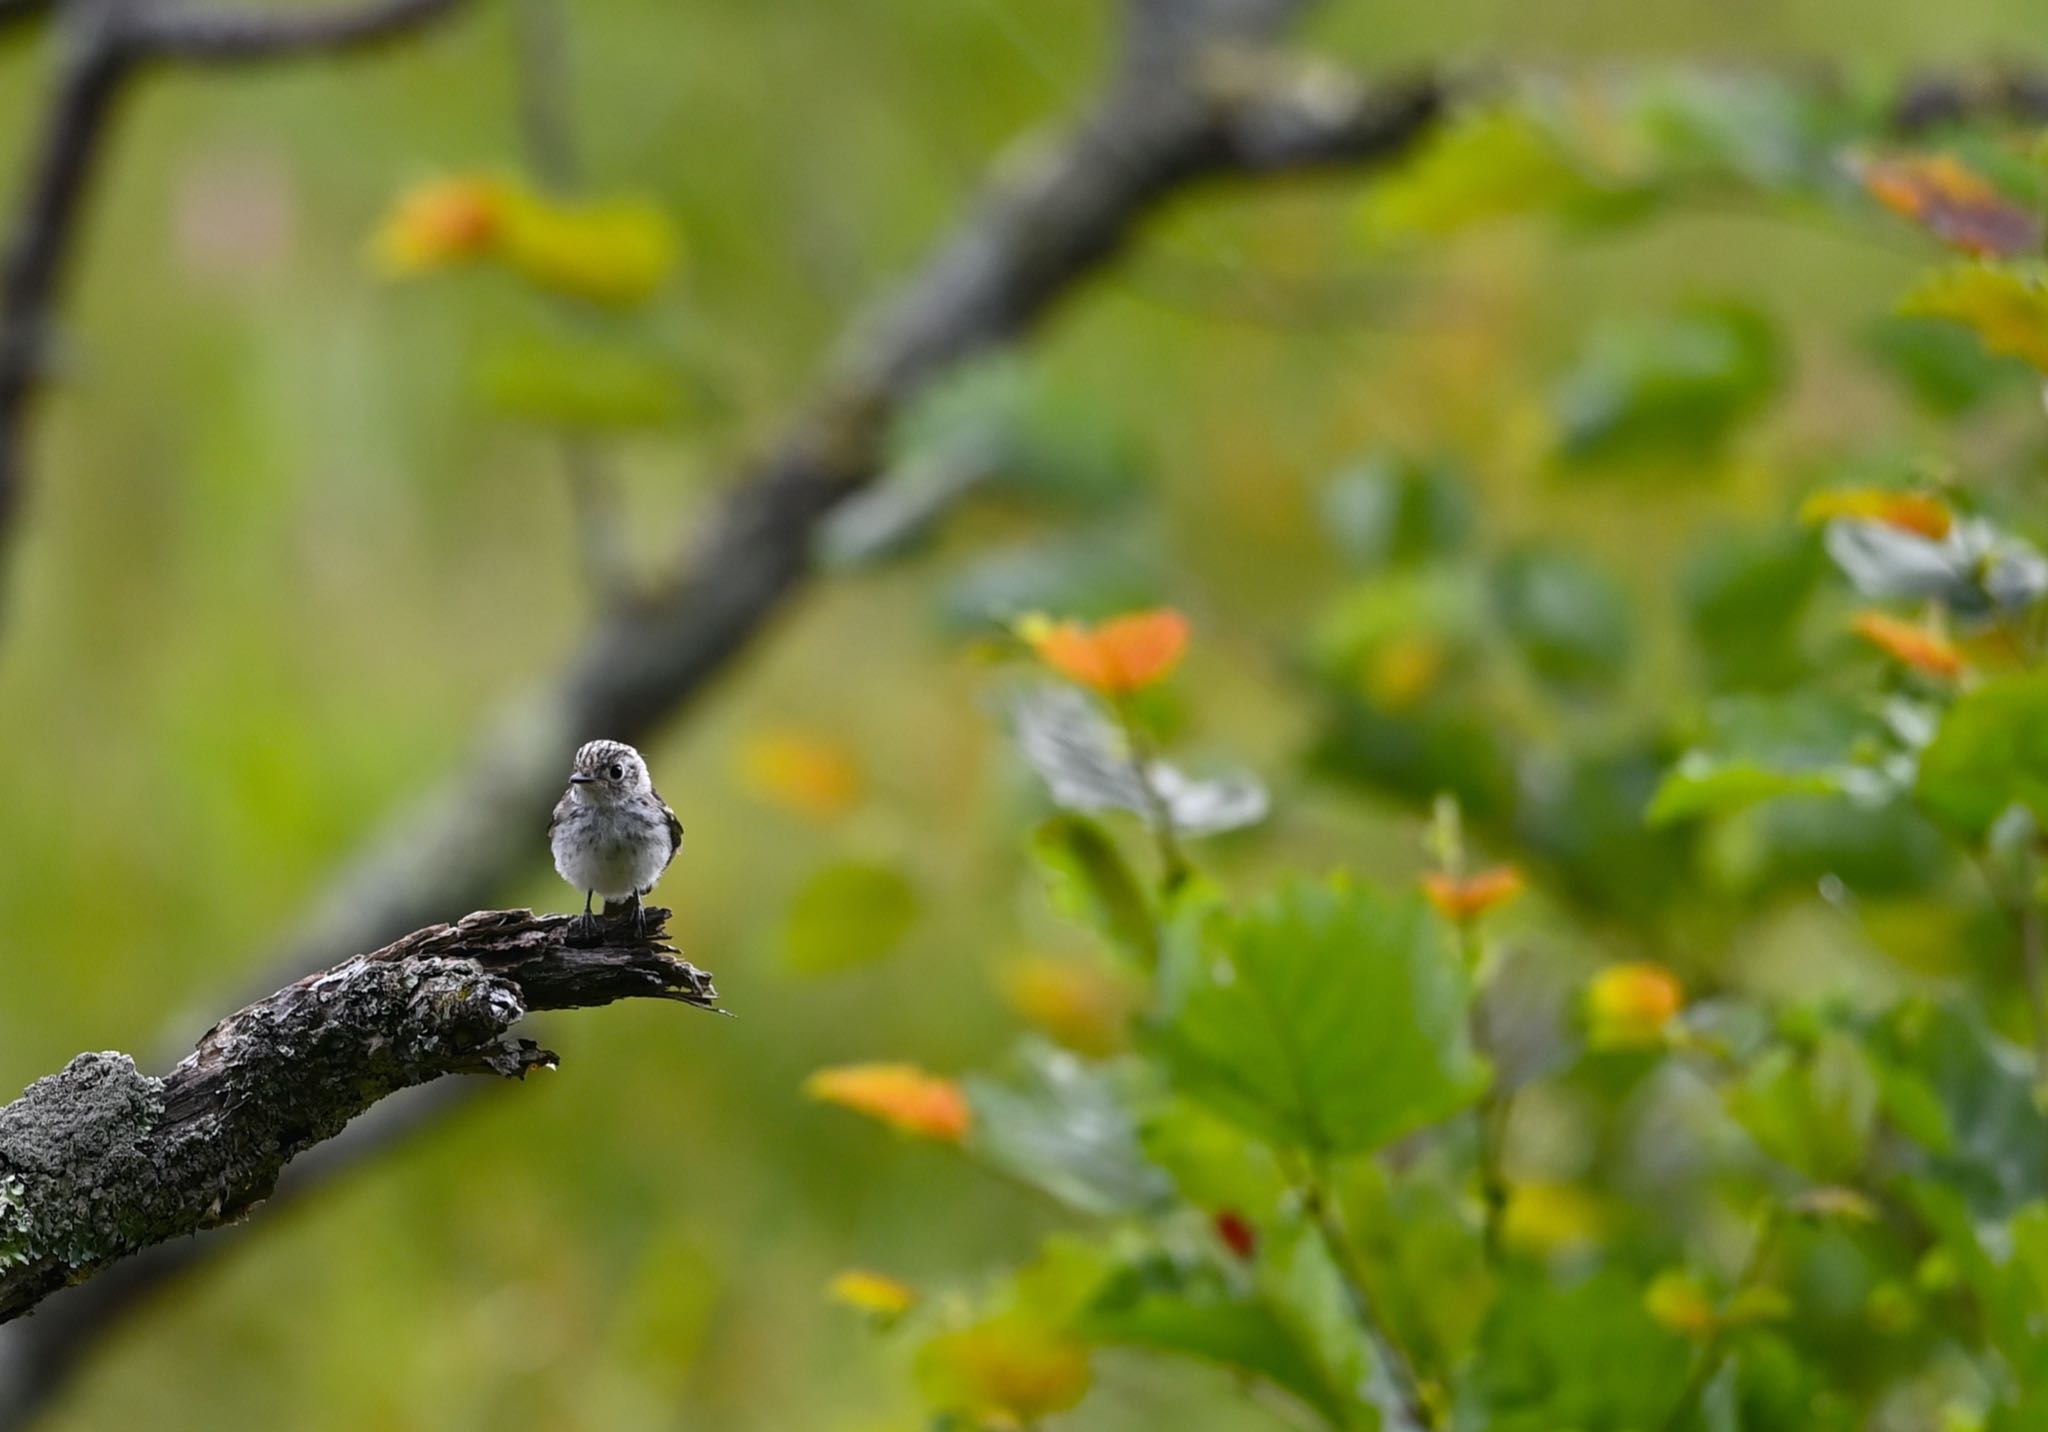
[0,907,714,1323]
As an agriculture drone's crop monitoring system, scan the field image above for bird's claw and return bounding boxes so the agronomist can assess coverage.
[565,912,604,948]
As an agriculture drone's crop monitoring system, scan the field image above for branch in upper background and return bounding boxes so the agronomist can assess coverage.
[0,907,716,1325]
[0,0,473,608]
[0,0,49,33]
[125,0,465,62]
[0,28,1446,1416]
[0,37,135,564]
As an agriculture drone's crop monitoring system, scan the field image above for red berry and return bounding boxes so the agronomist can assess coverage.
[1214,1209,1257,1260]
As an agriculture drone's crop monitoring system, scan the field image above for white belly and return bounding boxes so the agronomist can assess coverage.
[552,806,669,901]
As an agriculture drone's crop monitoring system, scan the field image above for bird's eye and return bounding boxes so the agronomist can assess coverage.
[608,763,624,781]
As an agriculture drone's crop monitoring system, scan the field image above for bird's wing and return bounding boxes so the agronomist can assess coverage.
[660,797,684,869]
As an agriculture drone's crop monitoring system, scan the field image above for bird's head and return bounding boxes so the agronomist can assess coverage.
[567,739,652,804]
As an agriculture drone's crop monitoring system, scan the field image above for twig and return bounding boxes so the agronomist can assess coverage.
[0,34,134,555]
[1110,695,1192,892]
[1656,1204,1783,1432]
[126,0,466,62]
[0,0,475,605]
[2021,891,2048,1093]
[0,906,716,1324]
[0,0,49,33]
[1299,1170,1435,1431]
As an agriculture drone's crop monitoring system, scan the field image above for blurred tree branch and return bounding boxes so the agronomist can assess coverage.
[0,0,472,598]
[0,6,1443,1409]
[0,907,715,1326]
[126,0,464,61]
[0,0,51,31]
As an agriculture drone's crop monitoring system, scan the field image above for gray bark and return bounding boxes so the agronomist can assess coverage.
[0,909,714,1324]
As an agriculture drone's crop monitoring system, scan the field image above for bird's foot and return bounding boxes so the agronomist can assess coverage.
[565,912,604,948]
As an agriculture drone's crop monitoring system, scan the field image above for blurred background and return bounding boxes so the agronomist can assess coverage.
[2,0,2046,1427]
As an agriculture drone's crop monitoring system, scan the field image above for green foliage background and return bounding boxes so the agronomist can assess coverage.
[2,0,2048,1428]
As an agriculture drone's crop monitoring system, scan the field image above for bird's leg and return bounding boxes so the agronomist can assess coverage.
[625,891,647,940]
[567,890,600,946]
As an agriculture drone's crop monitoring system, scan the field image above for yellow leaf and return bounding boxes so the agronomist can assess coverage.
[1798,488,1953,540]
[1645,1268,1718,1339]
[1365,633,1446,709]
[1903,262,2048,372]
[997,954,1135,1057]
[1586,962,1683,1050]
[827,1268,917,1319]
[805,1063,970,1142]
[498,189,679,307]
[1501,1180,1606,1257]
[915,1315,1091,1427]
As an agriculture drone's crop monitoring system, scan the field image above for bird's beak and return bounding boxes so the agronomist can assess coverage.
[569,774,595,784]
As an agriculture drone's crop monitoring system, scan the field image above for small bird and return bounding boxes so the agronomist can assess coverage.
[549,739,683,942]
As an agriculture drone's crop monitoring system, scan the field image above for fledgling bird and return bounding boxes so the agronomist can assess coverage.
[549,739,683,943]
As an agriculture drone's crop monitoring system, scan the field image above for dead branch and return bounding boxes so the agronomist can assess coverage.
[0,907,715,1325]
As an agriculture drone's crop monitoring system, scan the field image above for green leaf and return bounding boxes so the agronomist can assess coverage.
[1032,816,1158,966]
[1648,690,1904,830]
[1256,1215,1394,1430]
[1915,671,2048,844]
[964,1042,1173,1218]
[1874,1001,2048,1217]
[1456,1268,1691,1431]
[1149,878,1489,1155]
[1514,740,1697,923]
[1865,312,2028,415]
[779,859,918,975]
[1647,757,1841,826]
[1490,547,1633,689]
[1082,1252,1374,1429]
[1320,453,1474,572]
[1137,1099,1290,1219]
[1551,302,1784,468]
[1726,1032,1878,1183]
[1679,526,1825,691]
[1359,107,1598,240]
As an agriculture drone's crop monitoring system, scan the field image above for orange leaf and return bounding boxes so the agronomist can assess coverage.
[1798,488,1953,540]
[1421,865,1525,923]
[370,176,507,275]
[740,730,862,820]
[1586,962,1683,1050]
[1858,152,2042,259]
[1019,608,1190,695]
[805,1062,970,1142]
[1852,611,1965,679]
